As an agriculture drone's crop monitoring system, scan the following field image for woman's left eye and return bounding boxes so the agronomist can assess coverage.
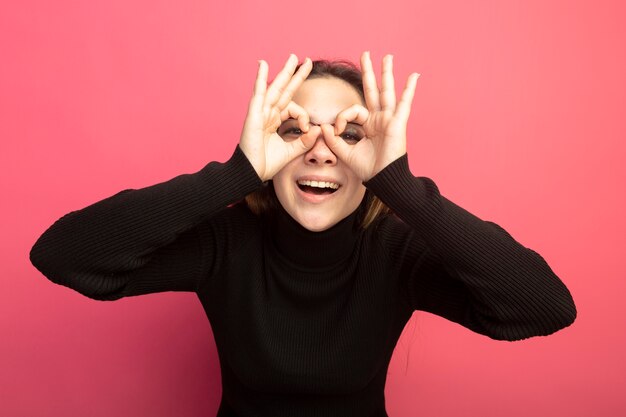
[340,124,365,144]
[340,132,360,144]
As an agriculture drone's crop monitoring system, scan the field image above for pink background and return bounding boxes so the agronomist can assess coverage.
[2,0,624,416]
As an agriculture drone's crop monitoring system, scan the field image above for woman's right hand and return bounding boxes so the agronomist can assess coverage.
[239,54,320,182]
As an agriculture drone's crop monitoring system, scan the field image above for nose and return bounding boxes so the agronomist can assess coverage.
[304,132,337,166]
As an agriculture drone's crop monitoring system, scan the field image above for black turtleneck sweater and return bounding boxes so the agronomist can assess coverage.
[29,146,576,417]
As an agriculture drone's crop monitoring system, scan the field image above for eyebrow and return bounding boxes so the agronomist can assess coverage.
[284,118,362,127]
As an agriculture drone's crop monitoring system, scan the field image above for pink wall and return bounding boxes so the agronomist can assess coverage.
[2,0,624,415]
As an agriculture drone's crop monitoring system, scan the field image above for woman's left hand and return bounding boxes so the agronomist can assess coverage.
[323,51,419,182]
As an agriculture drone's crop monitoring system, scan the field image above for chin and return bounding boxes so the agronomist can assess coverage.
[293,211,337,232]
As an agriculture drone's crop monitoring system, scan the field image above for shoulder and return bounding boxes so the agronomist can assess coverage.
[196,201,263,248]
[365,213,429,262]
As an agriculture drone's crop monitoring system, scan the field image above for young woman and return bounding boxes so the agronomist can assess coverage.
[30,52,577,416]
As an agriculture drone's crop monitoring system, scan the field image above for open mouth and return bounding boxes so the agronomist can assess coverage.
[297,179,340,195]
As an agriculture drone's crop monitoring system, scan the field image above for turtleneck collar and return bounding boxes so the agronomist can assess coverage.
[268,200,363,269]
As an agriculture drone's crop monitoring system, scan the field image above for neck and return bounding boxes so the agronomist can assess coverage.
[269,203,362,268]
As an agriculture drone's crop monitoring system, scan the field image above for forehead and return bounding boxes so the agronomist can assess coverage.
[292,77,364,124]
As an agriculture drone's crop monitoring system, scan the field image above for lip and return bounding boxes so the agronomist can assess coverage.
[296,175,342,185]
[294,175,341,204]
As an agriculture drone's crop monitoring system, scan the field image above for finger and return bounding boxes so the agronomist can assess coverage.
[321,123,351,161]
[275,57,312,110]
[283,125,320,159]
[295,124,321,151]
[254,60,268,96]
[248,60,268,113]
[394,72,420,123]
[334,104,369,135]
[380,54,396,111]
[264,54,298,109]
[280,101,310,133]
[360,51,380,111]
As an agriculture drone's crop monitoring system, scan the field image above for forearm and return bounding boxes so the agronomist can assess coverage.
[366,154,577,340]
[30,146,262,299]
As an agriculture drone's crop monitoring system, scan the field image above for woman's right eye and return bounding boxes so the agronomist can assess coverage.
[283,127,302,136]
[277,120,302,140]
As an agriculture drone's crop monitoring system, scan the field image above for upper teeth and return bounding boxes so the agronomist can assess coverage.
[298,180,340,189]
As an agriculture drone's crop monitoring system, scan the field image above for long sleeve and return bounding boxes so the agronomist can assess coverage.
[365,154,577,341]
[29,146,262,301]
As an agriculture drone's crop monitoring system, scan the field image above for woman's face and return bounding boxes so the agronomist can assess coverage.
[273,77,367,232]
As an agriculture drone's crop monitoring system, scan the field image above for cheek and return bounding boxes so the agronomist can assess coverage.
[272,170,293,204]
[353,185,367,203]
[342,184,366,209]
[347,175,366,194]
[273,176,287,198]
[273,159,301,195]
[354,184,367,204]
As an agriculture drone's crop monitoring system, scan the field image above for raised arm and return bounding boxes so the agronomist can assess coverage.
[366,157,576,340]
[29,147,262,300]
[30,54,322,301]
[324,51,576,340]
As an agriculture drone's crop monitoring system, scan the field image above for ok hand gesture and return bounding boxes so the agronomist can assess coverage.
[239,55,321,182]
[323,52,419,182]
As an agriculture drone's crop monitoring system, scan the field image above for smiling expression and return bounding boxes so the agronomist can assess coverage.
[272,77,367,232]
